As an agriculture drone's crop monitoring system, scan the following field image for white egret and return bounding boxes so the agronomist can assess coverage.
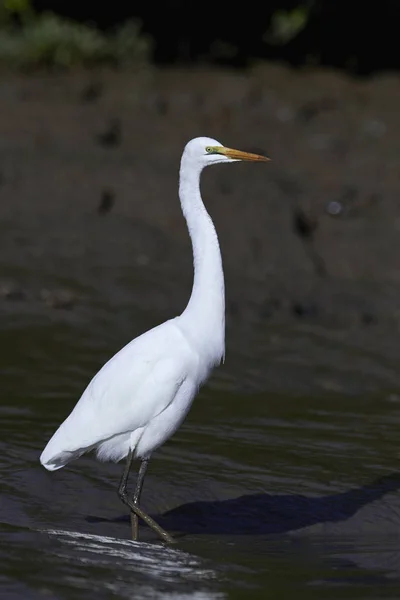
[40,137,269,543]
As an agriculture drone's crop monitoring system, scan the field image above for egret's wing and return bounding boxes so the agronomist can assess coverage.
[41,321,192,468]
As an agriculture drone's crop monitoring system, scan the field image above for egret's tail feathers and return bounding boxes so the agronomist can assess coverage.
[40,430,130,470]
[40,414,98,471]
[40,447,84,471]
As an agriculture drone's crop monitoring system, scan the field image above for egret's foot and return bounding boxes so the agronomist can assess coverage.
[119,491,174,544]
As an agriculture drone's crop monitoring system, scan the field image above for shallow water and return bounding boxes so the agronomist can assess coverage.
[3,277,400,599]
[3,66,400,599]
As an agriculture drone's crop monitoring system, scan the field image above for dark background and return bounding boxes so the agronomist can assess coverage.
[30,1,400,74]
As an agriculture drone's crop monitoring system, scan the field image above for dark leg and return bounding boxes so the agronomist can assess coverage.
[118,450,174,544]
[130,458,149,541]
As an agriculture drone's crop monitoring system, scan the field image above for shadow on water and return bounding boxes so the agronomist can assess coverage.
[87,473,400,536]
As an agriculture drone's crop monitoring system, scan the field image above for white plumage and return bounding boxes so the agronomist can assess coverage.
[41,320,211,469]
[40,137,269,542]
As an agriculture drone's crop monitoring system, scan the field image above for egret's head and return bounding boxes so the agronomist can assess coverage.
[182,137,270,170]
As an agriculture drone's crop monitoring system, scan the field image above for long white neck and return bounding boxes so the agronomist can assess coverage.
[177,160,225,366]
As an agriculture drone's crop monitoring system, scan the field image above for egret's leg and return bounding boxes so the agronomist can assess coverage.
[118,450,174,544]
[130,458,150,541]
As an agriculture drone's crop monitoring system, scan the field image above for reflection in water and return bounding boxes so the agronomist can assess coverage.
[44,528,214,577]
[38,529,224,599]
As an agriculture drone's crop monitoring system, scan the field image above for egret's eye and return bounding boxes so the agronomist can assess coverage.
[205,147,213,153]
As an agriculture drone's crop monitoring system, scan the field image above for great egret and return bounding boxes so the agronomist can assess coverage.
[40,137,269,543]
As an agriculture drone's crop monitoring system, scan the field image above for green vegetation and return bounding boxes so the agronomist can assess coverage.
[0,0,151,69]
[264,3,313,46]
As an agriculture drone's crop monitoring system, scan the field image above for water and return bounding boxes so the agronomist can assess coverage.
[3,68,400,599]
[3,269,400,598]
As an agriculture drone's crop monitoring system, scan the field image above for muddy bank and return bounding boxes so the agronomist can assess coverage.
[1,63,400,378]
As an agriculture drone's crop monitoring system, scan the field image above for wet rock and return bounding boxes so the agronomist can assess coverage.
[250,237,262,261]
[228,300,239,317]
[291,301,319,318]
[297,97,338,122]
[309,133,332,151]
[362,119,387,137]
[39,289,76,310]
[273,175,302,198]
[218,180,232,195]
[95,117,122,148]
[298,102,320,122]
[330,138,349,158]
[80,82,103,104]
[326,200,343,216]
[245,85,263,108]
[260,297,281,319]
[135,254,150,266]
[292,208,326,276]
[155,98,169,115]
[341,185,358,206]
[97,189,115,215]
[361,312,378,326]
[0,282,26,301]
[275,106,295,122]
[326,185,358,218]
[309,250,327,278]
[293,207,318,240]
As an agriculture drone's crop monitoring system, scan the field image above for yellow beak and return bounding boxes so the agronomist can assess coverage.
[219,146,270,162]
